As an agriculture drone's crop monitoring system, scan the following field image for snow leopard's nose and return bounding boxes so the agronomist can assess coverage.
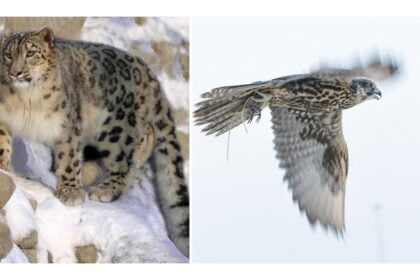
[9,69,23,79]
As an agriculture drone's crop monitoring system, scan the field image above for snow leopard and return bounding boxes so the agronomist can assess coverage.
[0,28,189,257]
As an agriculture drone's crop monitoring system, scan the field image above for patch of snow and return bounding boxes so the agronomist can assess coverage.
[159,17,189,41]
[81,17,187,54]
[13,138,56,188]
[3,178,37,241]
[160,71,189,118]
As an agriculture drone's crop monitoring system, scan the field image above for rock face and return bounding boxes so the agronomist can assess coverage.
[21,249,37,263]
[1,17,86,40]
[0,172,16,209]
[75,245,99,263]
[16,230,38,249]
[47,251,53,263]
[0,222,13,259]
[29,199,37,212]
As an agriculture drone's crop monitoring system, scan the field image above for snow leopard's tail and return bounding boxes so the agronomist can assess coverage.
[151,95,189,258]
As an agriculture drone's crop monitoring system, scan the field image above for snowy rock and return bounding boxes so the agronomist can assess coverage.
[75,244,98,263]
[0,172,16,209]
[134,17,147,26]
[47,251,53,263]
[0,222,13,259]
[15,229,38,249]
[3,179,38,244]
[29,199,37,212]
[21,248,37,263]
[1,147,188,263]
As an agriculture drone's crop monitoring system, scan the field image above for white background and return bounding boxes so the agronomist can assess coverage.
[191,17,420,262]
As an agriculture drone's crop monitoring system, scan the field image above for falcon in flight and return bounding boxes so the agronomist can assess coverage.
[194,57,399,234]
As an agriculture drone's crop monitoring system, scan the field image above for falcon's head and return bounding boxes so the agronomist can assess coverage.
[348,78,382,101]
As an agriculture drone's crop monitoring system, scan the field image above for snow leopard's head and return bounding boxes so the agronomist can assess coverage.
[1,27,56,89]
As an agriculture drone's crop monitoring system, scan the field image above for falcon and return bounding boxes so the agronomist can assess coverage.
[194,58,399,234]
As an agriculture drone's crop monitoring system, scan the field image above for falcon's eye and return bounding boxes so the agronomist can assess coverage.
[349,81,359,92]
[26,50,35,57]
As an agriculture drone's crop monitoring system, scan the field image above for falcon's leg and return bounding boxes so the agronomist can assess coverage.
[243,90,272,123]
[246,102,262,123]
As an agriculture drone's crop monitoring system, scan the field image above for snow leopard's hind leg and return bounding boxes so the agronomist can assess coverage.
[88,123,155,203]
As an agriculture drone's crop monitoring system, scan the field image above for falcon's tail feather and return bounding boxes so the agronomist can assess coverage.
[194,81,274,136]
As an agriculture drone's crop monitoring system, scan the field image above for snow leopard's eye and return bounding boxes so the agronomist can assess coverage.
[26,50,35,58]
[4,52,12,60]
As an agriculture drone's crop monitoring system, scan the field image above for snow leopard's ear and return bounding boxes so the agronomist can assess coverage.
[36,27,55,49]
[0,29,12,45]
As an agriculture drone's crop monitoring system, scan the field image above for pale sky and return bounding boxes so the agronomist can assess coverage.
[191,17,420,262]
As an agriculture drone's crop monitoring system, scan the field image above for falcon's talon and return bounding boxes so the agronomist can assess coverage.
[246,100,262,124]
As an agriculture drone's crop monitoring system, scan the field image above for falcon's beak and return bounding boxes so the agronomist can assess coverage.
[371,88,382,100]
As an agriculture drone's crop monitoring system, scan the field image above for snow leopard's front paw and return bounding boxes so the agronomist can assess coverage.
[55,186,87,206]
[88,183,123,203]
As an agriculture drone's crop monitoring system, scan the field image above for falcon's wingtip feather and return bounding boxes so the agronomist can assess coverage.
[304,210,346,239]
[364,52,402,81]
[291,189,346,238]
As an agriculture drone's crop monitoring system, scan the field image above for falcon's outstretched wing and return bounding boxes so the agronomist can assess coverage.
[270,106,348,232]
[311,56,399,81]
